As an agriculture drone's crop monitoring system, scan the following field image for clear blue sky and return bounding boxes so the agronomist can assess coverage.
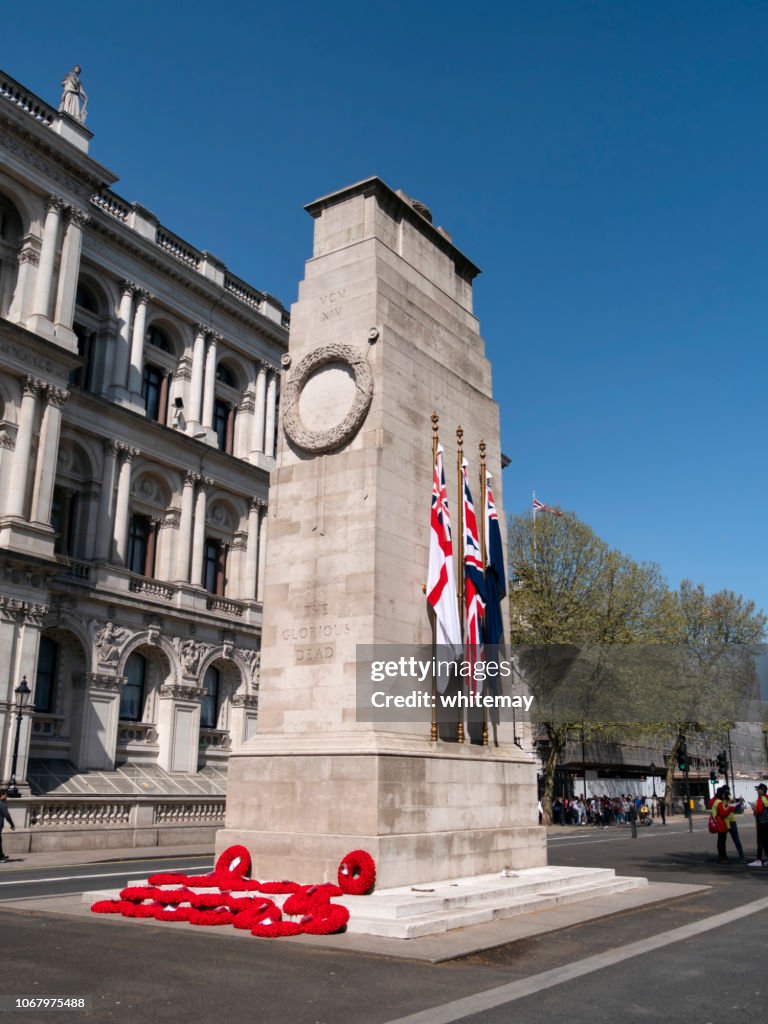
[6,2,767,615]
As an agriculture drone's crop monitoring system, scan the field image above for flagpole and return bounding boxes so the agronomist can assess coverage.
[532,489,537,568]
[455,425,465,745]
[479,440,489,747]
[429,412,439,743]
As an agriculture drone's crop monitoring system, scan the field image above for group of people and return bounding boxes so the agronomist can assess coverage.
[549,794,665,827]
[709,783,768,866]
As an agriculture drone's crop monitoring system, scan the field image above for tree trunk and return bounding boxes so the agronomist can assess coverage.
[664,735,681,813]
[540,724,567,825]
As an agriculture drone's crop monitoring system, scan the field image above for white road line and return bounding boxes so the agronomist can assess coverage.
[380,896,768,1024]
[0,870,147,886]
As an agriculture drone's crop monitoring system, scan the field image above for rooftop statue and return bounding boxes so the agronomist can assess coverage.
[59,65,88,124]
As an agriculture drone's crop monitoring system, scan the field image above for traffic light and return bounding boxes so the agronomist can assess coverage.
[709,768,718,784]
[677,737,688,772]
[716,751,728,776]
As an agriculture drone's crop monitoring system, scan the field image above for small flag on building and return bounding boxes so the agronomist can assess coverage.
[532,496,563,516]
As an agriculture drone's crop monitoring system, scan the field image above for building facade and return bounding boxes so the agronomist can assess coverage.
[0,69,288,828]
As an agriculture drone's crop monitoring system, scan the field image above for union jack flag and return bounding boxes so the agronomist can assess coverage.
[533,497,562,516]
[462,460,486,695]
[427,445,462,674]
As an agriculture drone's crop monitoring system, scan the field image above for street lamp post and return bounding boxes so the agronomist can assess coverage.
[651,761,657,799]
[6,677,31,799]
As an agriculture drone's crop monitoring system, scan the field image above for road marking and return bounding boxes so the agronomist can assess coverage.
[380,896,768,1024]
[0,870,151,887]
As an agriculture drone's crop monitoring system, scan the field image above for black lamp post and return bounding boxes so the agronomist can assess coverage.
[651,761,657,799]
[7,676,31,798]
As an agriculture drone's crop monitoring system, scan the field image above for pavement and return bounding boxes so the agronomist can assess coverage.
[0,832,708,963]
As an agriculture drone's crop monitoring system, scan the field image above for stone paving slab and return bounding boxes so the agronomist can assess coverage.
[0,880,708,963]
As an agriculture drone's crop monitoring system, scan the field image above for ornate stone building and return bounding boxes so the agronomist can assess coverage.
[0,69,287,843]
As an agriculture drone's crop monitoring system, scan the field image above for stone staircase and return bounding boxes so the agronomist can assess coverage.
[83,864,647,940]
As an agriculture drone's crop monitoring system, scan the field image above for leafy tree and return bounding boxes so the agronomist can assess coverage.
[508,511,677,822]
[648,581,767,807]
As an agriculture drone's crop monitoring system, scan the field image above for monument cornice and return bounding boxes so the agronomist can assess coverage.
[304,176,482,281]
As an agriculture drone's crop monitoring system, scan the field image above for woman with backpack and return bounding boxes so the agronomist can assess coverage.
[710,786,739,864]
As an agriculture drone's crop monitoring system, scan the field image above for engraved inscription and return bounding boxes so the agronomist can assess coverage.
[295,644,335,665]
[282,621,351,642]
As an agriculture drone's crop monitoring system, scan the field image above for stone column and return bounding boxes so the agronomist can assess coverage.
[94,441,120,561]
[190,476,211,586]
[264,368,278,458]
[29,196,64,322]
[243,497,264,600]
[53,208,88,334]
[187,324,207,429]
[30,386,69,524]
[250,361,267,456]
[110,281,136,392]
[5,377,41,518]
[8,245,38,323]
[256,501,268,602]
[175,471,199,583]
[113,447,139,565]
[127,289,150,398]
[201,333,220,431]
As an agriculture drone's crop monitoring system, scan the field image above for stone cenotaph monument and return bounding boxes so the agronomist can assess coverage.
[217,178,546,886]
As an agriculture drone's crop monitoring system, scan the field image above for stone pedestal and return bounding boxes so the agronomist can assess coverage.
[218,178,546,884]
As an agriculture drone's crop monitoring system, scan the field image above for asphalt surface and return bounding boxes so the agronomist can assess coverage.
[1,819,766,1024]
[0,856,212,902]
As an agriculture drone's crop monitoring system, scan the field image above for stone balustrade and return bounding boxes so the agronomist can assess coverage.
[198,728,231,751]
[30,714,64,739]
[205,596,246,617]
[156,228,201,269]
[128,576,177,600]
[117,721,158,746]
[90,190,130,222]
[224,273,264,312]
[0,72,56,125]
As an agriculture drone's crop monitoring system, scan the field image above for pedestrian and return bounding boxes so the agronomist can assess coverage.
[0,788,15,862]
[747,783,768,867]
[710,786,741,864]
[552,796,564,826]
[657,794,666,825]
[724,790,747,863]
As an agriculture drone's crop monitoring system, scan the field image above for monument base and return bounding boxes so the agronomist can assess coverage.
[217,740,547,888]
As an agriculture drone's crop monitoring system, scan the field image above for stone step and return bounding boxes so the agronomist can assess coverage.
[348,867,622,920]
[82,866,648,940]
[346,876,646,939]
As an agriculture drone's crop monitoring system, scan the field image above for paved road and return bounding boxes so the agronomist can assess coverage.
[0,854,213,902]
[1,822,766,1024]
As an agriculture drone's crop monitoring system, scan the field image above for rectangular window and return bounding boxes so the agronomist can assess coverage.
[35,636,58,714]
[128,514,154,576]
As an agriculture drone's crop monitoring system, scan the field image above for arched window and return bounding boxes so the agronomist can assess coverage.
[0,193,23,318]
[71,280,106,392]
[34,636,59,714]
[201,666,220,729]
[142,325,176,423]
[120,653,146,721]
[147,326,172,352]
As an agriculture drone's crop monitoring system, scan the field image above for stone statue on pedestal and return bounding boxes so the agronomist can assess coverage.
[59,66,88,124]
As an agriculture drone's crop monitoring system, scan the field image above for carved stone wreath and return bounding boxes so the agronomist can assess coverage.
[282,343,374,455]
